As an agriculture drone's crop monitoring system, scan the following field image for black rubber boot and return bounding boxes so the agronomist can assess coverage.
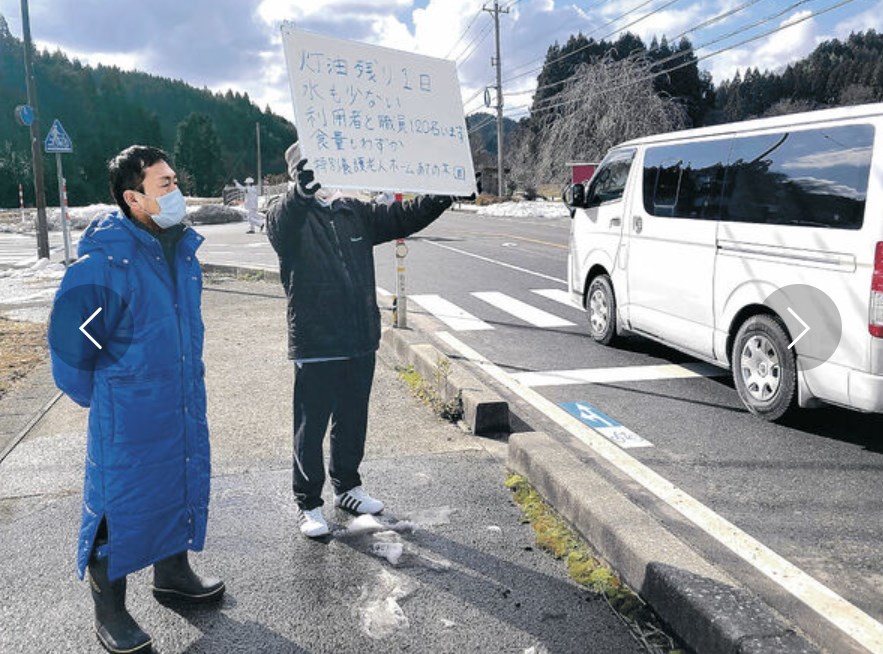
[88,555,152,654]
[152,551,225,604]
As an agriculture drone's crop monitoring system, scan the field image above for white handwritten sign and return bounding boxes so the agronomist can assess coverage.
[281,24,476,196]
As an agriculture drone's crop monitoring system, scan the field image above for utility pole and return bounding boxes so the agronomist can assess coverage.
[484,0,508,197]
[20,0,49,260]
[255,121,262,197]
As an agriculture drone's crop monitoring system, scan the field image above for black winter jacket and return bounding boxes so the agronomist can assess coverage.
[267,191,452,360]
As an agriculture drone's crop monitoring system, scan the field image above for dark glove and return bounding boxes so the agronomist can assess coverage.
[294,158,321,197]
[284,141,321,197]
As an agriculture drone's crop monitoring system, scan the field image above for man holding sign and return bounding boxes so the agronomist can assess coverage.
[267,144,453,536]
[270,26,475,537]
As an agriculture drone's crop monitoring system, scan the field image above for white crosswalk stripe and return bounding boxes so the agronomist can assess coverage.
[409,294,494,331]
[531,288,581,310]
[0,233,75,267]
[472,291,575,328]
[512,362,728,387]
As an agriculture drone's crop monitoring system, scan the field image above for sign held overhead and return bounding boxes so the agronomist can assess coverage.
[281,24,476,196]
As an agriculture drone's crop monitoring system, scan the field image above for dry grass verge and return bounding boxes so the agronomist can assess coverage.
[0,318,47,400]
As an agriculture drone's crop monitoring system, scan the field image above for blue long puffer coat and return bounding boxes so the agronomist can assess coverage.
[48,212,210,581]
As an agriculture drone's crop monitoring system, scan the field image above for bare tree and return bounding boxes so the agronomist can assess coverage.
[508,55,688,190]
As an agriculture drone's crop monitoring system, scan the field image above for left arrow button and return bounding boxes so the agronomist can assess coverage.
[48,283,133,371]
[79,307,103,349]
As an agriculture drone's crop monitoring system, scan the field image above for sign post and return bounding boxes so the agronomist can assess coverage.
[18,183,26,224]
[44,119,73,263]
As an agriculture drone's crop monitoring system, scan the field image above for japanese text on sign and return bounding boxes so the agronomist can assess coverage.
[281,24,476,195]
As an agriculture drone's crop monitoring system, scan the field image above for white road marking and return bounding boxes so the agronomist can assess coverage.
[422,240,566,284]
[376,287,392,297]
[531,288,581,309]
[435,330,883,654]
[409,294,493,331]
[512,362,726,387]
[472,291,575,328]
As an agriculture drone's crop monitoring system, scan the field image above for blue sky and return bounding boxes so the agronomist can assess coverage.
[1,0,880,122]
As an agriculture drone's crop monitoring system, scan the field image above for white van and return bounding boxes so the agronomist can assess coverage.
[566,103,883,420]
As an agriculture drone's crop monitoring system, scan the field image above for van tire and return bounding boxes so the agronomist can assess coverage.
[732,314,796,421]
[586,275,617,345]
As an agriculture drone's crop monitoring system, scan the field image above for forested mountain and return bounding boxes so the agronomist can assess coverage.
[0,14,296,208]
[714,30,883,122]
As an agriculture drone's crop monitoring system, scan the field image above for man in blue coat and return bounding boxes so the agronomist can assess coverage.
[48,145,224,654]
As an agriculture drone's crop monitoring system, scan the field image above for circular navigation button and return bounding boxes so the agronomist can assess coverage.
[763,284,841,371]
[48,284,133,371]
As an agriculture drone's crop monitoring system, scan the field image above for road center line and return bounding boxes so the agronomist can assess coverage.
[435,330,883,654]
[422,240,566,284]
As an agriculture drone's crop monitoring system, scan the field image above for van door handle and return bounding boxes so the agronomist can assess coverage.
[633,215,643,233]
[609,217,621,227]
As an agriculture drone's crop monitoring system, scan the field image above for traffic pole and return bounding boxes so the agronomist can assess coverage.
[62,177,72,263]
[56,153,71,263]
[393,192,407,329]
[18,183,25,224]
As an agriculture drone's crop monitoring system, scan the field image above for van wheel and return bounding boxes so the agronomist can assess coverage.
[587,275,617,345]
[732,314,796,421]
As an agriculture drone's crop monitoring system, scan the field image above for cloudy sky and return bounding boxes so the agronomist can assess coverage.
[1,0,880,123]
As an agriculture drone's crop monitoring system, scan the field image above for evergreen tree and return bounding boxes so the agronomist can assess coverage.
[173,113,223,197]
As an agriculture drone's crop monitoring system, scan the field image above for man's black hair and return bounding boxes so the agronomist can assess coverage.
[108,145,169,218]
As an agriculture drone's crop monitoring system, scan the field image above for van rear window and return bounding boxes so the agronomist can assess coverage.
[642,123,874,230]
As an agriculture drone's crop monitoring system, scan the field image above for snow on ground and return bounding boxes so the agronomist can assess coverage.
[0,258,65,322]
[0,204,117,235]
[475,200,569,219]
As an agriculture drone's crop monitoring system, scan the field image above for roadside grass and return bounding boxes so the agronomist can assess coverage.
[505,473,686,654]
[0,318,47,400]
[397,362,462,422]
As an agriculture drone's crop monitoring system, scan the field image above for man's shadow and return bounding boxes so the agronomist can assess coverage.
[157,596,312,654]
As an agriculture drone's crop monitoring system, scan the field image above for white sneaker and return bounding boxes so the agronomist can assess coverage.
[334,486,384,515]
[297,507,330,537]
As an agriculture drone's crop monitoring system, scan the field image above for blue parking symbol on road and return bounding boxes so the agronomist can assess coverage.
[560,401,654,448]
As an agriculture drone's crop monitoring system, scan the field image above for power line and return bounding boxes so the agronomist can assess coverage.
[454,20,495,65]
[530,0,767,99]
[530,0,823,113]
[501,0,612,80]
[504,0,676,83]
[444,5,485,59]
[521,0,857,120]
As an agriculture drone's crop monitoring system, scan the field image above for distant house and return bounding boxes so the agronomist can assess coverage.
[567,162,599,185]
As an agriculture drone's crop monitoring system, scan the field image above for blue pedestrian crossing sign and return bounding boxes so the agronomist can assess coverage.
[44,119,73,153]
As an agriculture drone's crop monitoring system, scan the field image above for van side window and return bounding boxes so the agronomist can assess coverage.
[643,141,728,219]
[586,150,634,206]
[722,124,873,229]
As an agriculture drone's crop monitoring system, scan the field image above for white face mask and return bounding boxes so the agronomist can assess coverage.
[138,188,187,229]
[314,188,343,207]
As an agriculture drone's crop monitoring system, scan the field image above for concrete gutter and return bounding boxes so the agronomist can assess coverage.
[200,261,822,654]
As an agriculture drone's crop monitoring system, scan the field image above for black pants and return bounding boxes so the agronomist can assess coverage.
[292,354,376,510]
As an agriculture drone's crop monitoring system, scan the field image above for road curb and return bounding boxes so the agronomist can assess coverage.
[508,431,820,654]
[380,325,510,435]
[201,261,280,284]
